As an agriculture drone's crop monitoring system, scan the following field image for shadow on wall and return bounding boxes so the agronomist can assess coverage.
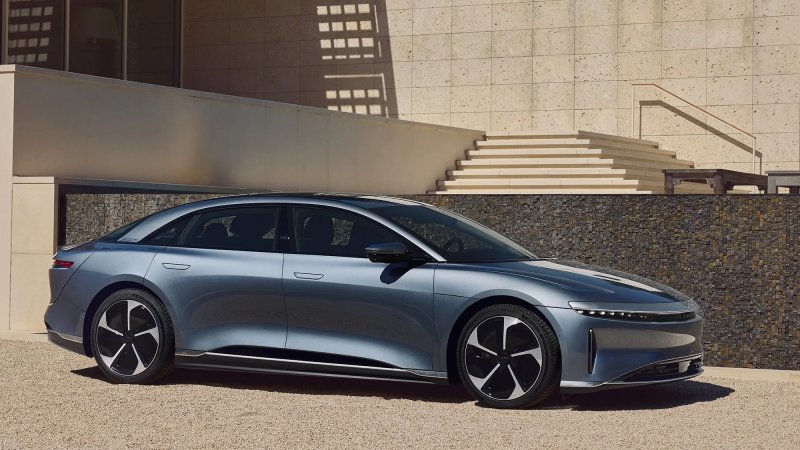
[265,1,398,117]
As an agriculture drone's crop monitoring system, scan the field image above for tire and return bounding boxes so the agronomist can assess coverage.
[90,288,175,384]
[456,304,560,409]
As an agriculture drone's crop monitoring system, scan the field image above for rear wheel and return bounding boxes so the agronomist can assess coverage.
[456,304,560,409]
[90,289,174,384]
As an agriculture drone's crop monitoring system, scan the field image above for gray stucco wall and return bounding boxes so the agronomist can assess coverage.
[64,194,800,370]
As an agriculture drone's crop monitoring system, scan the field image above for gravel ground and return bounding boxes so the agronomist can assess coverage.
[1,340,799,449]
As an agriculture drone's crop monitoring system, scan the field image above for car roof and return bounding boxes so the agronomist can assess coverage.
[232,192,421,207]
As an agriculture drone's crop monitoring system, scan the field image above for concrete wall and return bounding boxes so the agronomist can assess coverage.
[65,193,800,370]
[0,73,13,332]
[183,0,800,172]
[5,65,482,194]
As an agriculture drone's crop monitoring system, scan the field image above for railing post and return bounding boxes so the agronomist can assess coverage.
[630,85,635,139]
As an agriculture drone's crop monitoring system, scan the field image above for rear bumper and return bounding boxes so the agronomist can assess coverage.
[47,330,85,356]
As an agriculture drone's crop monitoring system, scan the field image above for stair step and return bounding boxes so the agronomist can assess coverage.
[483,130,661,147]
[457,157,692,170]
[447,167,665,180]
[466,148,693,166]
[431,188,657,194]
[476,139,665,154]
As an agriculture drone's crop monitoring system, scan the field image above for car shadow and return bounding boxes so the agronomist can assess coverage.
[540,380,735,411]
[71,366,733,410]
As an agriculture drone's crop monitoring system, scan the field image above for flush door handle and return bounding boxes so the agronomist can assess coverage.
[294,272,324,280]
[163,263,191,270]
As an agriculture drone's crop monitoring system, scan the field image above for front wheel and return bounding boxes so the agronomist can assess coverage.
[456,304,560,409]
[90,289,175,384]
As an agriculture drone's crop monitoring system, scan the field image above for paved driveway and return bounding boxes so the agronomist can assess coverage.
[1,340,798,449]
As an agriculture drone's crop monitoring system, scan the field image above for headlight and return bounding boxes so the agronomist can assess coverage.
[569,304,696,322]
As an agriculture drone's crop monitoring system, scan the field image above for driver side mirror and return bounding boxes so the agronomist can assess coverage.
[366,242,410,263]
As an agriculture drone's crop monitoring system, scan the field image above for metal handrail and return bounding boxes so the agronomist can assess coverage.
[630,83,757,175]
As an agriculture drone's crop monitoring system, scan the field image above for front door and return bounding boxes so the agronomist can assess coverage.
[282,206,436,370]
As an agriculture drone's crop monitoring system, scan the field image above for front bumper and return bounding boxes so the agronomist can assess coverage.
[540,305,704,393]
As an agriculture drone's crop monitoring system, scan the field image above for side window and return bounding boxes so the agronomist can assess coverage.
[292,207,397,258]
[177,207,279,252]
[142,217,191,246]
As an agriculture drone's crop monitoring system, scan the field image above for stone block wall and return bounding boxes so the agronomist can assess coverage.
[182,0,800,172]
[64,193,800,370]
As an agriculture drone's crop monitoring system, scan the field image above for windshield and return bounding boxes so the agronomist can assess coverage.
[370,204,535,262]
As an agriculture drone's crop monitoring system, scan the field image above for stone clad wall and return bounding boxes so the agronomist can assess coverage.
[183,0,800,172]
[64,193,800,370]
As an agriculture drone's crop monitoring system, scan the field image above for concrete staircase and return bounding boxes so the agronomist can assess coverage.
[431,131,713,194]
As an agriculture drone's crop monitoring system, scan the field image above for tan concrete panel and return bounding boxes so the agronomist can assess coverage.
[533,28,574,56]
[617,51,661,81]
[660,78,708,107]
[575,26,616,55]
[412,34,452,61]
[753,132,800,163]
[451,85,491,112]
[531,110,575,131]
[450,112,491,130]
[707,0,753,19]
[533,1,575,29]
[663,21,707,50]
[382,9,414,37]
[10,183,56,255]
[452,5,493,33]
[753,74,800,104]
[575,81,618,109]
[707,47,753,77]
[452,59,492,86]
[492,3,533,31]
[452,32,492,59]
[754,104,800,133]
[412,7,451,34]
[492,30,533,58]
[411,86,451,113]
[662,49,706,78]
[754,16,800,47]
[575,54,617,82]
[754,0,800,17]
[575,0,616,26]
[490,111,532,132]
[9,253,52,332]
[618,0,662,25]
[410,113,452,126]
[532,82,574,110]
[493,57,534,85]
[707,18,753,48]
[707,76,753,106]
[412,60,452,87]
[491,84,533,112]
[0,76,13,331]
[575,108,619,135]
[618,23,661,53]
[753,45,800,75]
[664,0,707,22]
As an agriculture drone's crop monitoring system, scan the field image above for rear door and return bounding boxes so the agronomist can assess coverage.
[144,205,286,352]
[282,205,436,370]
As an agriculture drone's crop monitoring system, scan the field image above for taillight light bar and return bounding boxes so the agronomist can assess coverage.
[52,260,74,269]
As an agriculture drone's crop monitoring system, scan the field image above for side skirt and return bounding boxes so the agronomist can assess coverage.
[175,351,450,385]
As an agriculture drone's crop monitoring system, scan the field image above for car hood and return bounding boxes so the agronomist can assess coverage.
[472,258,695,305]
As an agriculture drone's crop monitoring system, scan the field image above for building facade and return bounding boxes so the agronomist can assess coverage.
[2,0,799,172]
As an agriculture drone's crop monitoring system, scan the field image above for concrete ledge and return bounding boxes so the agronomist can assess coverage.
[702,366,800,383]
